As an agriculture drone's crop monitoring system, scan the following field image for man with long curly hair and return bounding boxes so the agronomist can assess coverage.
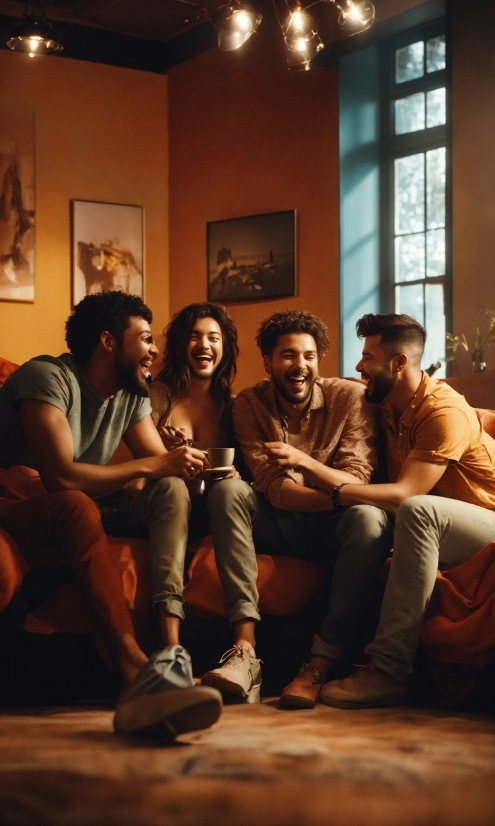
[143,303,242,652]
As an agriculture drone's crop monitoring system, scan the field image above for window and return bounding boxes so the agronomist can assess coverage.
[381,25,450,376]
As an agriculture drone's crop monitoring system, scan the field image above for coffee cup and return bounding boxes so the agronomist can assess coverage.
[206,447,235,469]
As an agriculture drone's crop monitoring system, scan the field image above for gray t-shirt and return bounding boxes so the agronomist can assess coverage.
[0,354,151,469]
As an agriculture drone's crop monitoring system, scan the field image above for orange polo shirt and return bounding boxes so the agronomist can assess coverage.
[381,372,495,509]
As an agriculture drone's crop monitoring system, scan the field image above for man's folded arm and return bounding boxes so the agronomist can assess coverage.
[20,400,204,496]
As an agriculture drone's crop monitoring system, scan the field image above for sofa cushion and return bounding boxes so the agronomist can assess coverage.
[183,536,324,618]
[0,527,28,612]
[0,357,19,387]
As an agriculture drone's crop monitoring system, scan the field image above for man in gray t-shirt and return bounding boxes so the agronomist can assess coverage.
[0,291,221,737]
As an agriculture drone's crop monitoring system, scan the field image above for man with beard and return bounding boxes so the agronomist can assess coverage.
[0,291,222,736]
[318,313,495,708]
[200,309,390,705]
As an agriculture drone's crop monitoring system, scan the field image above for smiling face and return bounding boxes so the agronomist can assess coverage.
[185,316,224,381]
[355,334,398,403]
[114,315,158,397]
[264,332,319,407]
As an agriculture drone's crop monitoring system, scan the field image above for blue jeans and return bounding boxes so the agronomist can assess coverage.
[207,480,390,660]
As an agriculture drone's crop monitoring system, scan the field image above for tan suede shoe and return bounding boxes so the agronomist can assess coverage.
[319,662,409,709]
[279,663,323,709]
[201,645,262,703]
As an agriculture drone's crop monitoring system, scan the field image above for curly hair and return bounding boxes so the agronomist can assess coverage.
[356,313,426,360]
[65,291,152,364]
[256,310,329,359]
[156,303,239,406]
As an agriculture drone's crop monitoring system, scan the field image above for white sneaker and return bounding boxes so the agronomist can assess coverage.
[201,645,262,703]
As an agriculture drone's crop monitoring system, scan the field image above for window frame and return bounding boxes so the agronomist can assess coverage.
[378,21,452,362]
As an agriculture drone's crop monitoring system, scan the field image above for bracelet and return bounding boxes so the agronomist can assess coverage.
[331,482,350,511]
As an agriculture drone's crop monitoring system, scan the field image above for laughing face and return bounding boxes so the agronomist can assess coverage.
[114,316,158,397]
[185,316,223,381]
[356,334,398,403]
[264,333,319,407]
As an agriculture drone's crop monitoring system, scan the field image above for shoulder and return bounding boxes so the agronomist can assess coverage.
[148,380,172,408]
[318,377,366,401]
[234,380,273,410]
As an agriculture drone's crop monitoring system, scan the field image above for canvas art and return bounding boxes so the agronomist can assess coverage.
[71,200,144,305]
[0,111,35,302]
[207,210,296,302]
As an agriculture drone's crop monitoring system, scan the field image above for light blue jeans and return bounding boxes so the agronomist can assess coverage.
[207,479,390,660]
[366,495,495,682]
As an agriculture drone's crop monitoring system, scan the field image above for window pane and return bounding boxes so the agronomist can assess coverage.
[426,228,445,276]
[425,282,446,377]
[427,87,446,127]
[395,233,425,282]
[426,147,446,229]
[396,41,424,83]
[395,153,425,234]
[395,92,425,134]
[426,35,446,73]
[395,283,424,323]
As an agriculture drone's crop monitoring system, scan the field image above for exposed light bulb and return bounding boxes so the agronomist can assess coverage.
[337,0,375,33]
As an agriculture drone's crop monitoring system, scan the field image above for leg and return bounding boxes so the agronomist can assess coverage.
[1,492,147,684]
[367,495,495,681]
[320,496,495,708]
[280,505,391,708]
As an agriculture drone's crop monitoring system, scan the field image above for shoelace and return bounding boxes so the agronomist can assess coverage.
[298,663,322,685]
[218,645,249,671]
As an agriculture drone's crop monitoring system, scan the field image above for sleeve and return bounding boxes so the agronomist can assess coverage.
[128,396,152,428]
[330,384,378,483]
[8,360,72,415]
[407,407,471,463]
[147,381,172,429]
[233,391,302,508]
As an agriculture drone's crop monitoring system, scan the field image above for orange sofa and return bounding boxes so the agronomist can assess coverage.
[1,354,494,706]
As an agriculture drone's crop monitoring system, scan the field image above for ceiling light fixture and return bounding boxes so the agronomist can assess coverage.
[336,0,375,34]
[6,1,63,56]
[282,6,323,70]
[215,2,262,51]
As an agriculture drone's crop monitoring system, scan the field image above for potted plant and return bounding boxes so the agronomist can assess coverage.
[446,307,495,373]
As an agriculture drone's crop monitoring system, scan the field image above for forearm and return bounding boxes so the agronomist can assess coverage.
[338,482,409,514]
[297,454,365,493]
[279,480,335,512]
[40,456,169,497]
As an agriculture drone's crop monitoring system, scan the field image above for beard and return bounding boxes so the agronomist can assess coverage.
[115,351,149,398]
[364,370,396,404]
[271,371,314,406]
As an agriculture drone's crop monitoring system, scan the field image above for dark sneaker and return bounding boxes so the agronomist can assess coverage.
[201,645,262,703]
[114,645,222,737]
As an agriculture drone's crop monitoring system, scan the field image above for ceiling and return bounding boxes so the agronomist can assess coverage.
[0,0,442,73]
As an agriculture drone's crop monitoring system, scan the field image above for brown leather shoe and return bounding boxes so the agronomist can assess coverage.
[319,662,409,709]
[279,664,323,709]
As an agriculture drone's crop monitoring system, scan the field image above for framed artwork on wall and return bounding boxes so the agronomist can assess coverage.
[71,200,144,306]
[207,210,296,302]
[0,111,35,302]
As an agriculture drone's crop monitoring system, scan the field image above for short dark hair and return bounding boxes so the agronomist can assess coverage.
[256,310,329,359]
[356,313,426,358]
[65,291,152,363]
[156,303,239,406]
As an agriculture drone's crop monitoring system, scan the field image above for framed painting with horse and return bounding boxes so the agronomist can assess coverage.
[71,200,144,304]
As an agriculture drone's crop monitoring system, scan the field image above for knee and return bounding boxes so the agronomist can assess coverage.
[150,475,189,504]
[207,478,252,512]
[395,495,434,527]
[338,503,388,539]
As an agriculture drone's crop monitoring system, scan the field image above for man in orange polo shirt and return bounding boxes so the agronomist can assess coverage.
[294,313,495,708]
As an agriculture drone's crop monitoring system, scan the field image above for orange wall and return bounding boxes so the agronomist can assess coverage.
[451,0,495,373]
[0,49,168,365]
[168,19,339,392]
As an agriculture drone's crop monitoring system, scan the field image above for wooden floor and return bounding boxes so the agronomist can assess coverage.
[0,700,494,826]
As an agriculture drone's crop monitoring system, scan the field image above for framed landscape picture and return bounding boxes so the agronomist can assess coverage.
[207,210,296,302]
[71,200,144,305]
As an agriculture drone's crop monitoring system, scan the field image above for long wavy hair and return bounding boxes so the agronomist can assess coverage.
[156,303,239,407]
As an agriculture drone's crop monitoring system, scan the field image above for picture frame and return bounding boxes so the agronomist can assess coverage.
[0,111,35,303]
[71,199,144,305]
[207,210,296,302]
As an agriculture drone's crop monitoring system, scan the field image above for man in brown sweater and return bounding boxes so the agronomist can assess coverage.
[201,310,390,705]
